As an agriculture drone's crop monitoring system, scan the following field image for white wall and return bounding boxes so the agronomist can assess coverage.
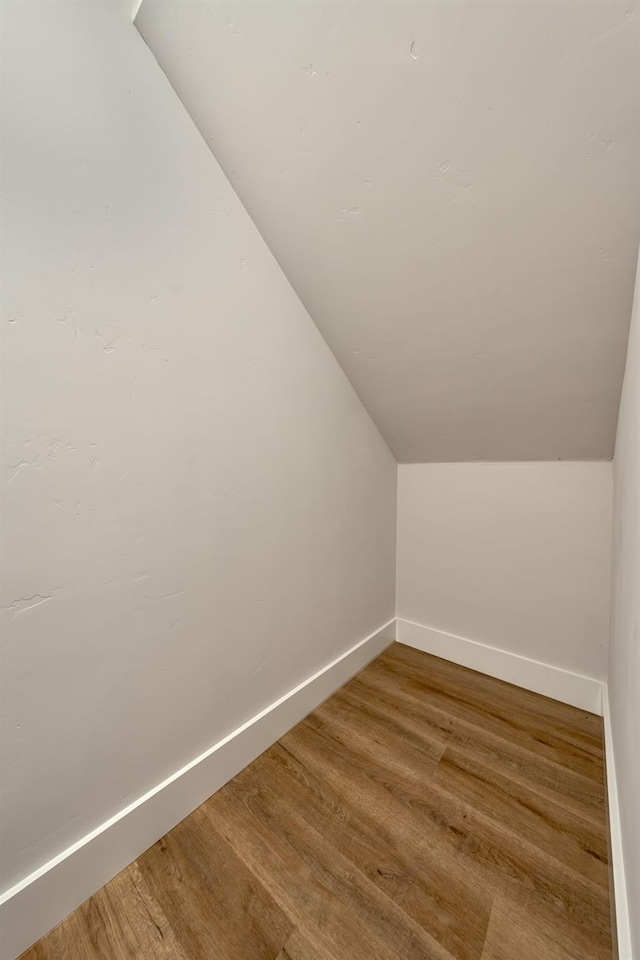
[0,0,396,898]
[136,0,640,463]
[397,462,612,679]
[609,248,640,959]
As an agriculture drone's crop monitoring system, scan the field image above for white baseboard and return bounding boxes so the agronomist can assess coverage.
[0,619,395,960]
[602,686,632,960]
[396,618,604,715]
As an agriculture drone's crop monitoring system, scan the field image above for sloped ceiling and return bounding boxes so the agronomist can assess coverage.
[136,0,640,462]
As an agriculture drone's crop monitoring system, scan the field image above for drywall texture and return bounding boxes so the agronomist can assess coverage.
[136,0,640,462]
[0,0,396,896]
[609,248,640,959]
[396,462,612,678]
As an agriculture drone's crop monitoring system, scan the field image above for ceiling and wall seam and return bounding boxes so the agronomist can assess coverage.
[132,1,397,466]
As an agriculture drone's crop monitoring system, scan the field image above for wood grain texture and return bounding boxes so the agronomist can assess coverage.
[21,643,613,960]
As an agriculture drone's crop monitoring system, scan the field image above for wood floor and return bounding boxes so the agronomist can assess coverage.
[21,643,613,960]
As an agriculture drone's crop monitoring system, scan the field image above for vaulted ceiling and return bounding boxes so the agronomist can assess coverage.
[136,0,640,462]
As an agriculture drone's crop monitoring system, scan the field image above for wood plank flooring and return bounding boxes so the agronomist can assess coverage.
[21,643,613,960]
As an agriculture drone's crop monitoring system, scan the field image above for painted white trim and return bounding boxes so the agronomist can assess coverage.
[396,618,603,715]
[602,686,633,960]
[0,619,395,960]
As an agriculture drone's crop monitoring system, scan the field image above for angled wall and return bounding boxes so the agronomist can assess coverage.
[136,0,640,463]
[0,0,395,944]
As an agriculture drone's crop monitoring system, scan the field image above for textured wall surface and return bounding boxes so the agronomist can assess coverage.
[0,0,396,894]
[137,0,640,462]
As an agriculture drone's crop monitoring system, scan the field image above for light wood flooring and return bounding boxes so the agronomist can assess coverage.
[21,643,613,960]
